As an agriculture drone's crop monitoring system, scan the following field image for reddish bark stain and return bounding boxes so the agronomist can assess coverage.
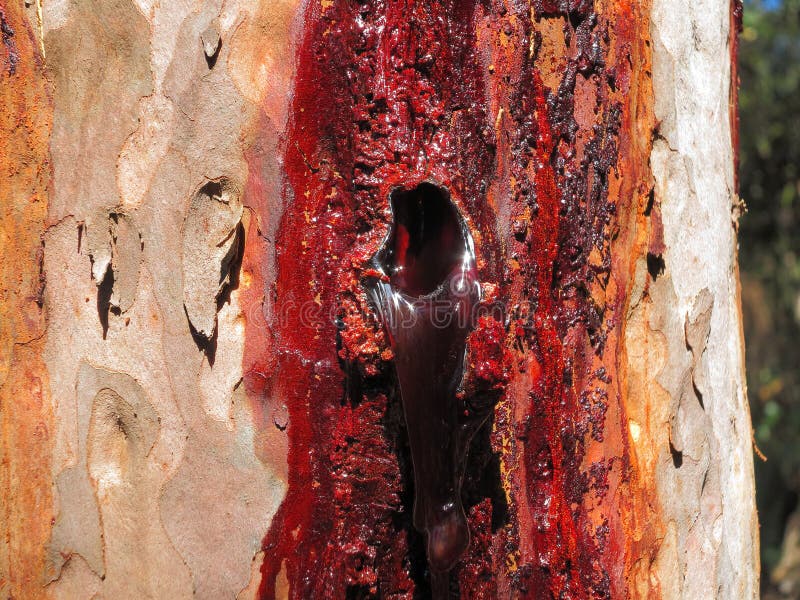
[0,1,54,594]
[242,0,651,597]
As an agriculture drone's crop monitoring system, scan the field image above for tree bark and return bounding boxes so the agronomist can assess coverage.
[0,0,757,598]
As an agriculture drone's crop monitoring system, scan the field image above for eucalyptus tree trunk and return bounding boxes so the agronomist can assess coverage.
[0,0,758,598]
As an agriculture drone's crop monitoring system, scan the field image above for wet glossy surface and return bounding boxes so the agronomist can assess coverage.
[249,0,643,595]
[368,184,482,574]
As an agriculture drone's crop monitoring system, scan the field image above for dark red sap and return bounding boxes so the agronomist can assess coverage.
[367,183,488,576]
[252,0,634,594]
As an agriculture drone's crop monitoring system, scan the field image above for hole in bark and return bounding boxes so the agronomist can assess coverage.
[670,440,683,468]
[187,308,218,366]
[204,44,221,68]
[647,252,665,281]
[185,218,245,367]
[377,183,468,297]
[644,189,655,217]
[201,23,222,68]
[216,221,245,312]
[97,264,115,339]
[693,379,705,410]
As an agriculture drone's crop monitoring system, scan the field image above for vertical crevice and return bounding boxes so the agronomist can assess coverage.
[97,263,114,339]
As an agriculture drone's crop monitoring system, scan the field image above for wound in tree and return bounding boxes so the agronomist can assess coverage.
[366,182,489,578]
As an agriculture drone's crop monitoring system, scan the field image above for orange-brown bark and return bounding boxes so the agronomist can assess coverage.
[0,2,53,597]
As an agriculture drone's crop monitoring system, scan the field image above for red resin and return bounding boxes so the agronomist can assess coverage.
[242,0,635,597]
[367,183,484,575]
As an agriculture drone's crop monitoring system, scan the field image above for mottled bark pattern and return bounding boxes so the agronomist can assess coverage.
[0,0,756,598]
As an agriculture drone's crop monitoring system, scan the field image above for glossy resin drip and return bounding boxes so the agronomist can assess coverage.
[367,183,484,577]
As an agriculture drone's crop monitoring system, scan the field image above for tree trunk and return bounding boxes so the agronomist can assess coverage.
[0,0,758,598]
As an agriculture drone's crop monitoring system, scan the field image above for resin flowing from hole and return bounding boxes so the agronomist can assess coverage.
[367,183,485,574]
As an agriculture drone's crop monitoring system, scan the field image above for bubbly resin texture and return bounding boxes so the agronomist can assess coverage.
[367,183,484,575]
[251,0,652,596]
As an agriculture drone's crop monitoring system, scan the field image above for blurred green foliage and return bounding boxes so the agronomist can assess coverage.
[739,0,800,579]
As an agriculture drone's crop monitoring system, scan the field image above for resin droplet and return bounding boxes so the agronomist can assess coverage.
[366,183,484,574]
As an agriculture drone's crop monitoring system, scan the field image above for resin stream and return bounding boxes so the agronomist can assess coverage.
[366,183,487,580]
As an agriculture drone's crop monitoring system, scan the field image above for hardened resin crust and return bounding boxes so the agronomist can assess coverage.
[0,0,757,598]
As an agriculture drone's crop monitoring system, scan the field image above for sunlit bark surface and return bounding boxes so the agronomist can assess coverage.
[0,0,757,598]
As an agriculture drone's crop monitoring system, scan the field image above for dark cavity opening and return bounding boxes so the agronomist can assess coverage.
[670,440,683,468]
[647,252,665,281]
[378,183,468,297]
[97,264,114,340]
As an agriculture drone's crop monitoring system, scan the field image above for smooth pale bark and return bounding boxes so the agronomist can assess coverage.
[645,0,759,594]
[0,0,757,598]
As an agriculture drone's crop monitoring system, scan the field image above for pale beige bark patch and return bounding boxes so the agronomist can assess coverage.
[40,1,301,596]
